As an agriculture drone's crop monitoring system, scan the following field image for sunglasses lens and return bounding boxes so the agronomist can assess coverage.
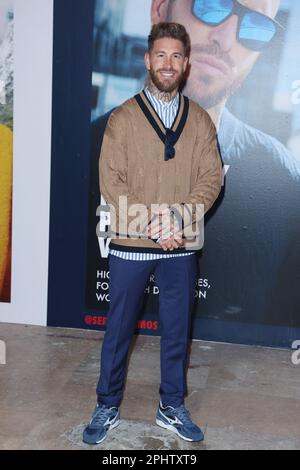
[239,12,276,51]
[193,0,233,25]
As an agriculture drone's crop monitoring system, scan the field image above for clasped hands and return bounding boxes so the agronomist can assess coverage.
[147,208,184,252]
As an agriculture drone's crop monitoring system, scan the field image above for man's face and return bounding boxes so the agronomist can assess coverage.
[145,37,189,93]
[152,0,280,108]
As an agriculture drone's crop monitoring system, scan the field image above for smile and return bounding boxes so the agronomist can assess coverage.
[160,72,176,78]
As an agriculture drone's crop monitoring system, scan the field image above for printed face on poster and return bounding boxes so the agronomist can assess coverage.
[85,0,300,334]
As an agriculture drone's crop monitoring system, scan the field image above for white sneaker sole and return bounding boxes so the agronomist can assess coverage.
[82,416,121,445]
[95,417,121,444]
[156,418,194,442]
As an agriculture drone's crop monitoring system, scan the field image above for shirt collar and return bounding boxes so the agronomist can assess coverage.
[145,87,179,108]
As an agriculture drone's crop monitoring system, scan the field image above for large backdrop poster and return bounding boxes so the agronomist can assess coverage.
[48,0,300,347]
[0,1,13,304]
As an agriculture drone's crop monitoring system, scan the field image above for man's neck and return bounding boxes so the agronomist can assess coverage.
[147,79,178,103]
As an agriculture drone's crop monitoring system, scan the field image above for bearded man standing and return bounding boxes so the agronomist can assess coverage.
[83,22,222,445]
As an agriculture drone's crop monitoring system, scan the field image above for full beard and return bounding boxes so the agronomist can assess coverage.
[149,68,185,94]
[182,43,249,109]
[183,71,246,109]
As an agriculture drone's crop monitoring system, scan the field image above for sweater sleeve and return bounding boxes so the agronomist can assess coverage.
[99,110,149,239]
[180,113,223,227]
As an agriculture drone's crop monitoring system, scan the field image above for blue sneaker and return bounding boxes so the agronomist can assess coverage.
[156,401,204,442]
[83,404,120,445]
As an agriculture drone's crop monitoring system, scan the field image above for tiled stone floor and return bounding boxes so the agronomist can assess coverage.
[0,323,299,450]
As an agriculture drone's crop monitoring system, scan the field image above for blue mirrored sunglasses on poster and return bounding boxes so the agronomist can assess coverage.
[192,0,283,51]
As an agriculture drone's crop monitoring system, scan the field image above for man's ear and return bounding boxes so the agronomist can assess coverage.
[183,57,189,73]
[144,52,151,71]
[151,0,170,24]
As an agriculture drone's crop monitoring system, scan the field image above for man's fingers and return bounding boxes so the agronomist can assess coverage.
[171,239,180,249]
[158,239,171,251]
[157,233,185,251]
[173,233,184,246]
[161,241,169,251]
[148,221,161,239]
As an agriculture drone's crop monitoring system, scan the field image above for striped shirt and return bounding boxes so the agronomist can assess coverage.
[144,87,179,128]
[109,88,193,261]
[109,249,194,261]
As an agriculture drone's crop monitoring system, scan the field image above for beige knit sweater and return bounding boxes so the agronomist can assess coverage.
[99,91,222,253]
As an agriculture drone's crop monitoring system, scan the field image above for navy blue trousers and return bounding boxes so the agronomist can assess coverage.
[96,253,197,408]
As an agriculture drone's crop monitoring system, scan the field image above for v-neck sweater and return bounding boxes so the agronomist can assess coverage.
[99,92,223,253]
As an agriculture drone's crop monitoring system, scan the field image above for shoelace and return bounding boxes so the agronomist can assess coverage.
[170,405,193,425]
[91,406,115,427]
[164,404,207,437]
